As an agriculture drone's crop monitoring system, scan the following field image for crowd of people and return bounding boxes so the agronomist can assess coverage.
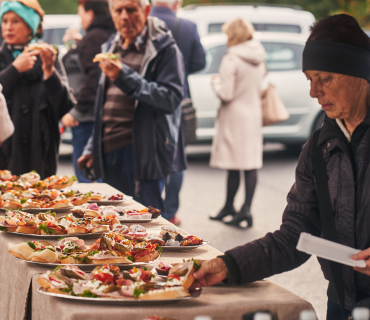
[2,0,370,319]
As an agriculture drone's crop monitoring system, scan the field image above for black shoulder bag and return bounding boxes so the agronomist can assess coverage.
[313,130,370,319]
[172,18,197,144]
[62,51,86,97]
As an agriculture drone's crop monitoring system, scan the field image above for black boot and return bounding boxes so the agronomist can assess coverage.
[209,204,237,221]
[224,204,253,228]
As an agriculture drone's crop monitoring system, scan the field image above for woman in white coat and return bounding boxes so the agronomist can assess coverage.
[0,84,13,146]
[209,18,266,228]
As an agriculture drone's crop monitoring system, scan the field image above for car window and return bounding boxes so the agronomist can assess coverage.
[208,23,301,34]
[198,44,228,74]
[198,41,303,74]
[264,42,303,71]
[42,28,68,45]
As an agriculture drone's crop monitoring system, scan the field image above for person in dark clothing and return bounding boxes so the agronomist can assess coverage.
[62,0,115,183]
[78,0,184,217]
[150,0,205,224]
[0,0,75,178]
[189,14,370,319]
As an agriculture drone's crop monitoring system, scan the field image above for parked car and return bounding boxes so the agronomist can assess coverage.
[177,4,316,37]
[189,32,324,148]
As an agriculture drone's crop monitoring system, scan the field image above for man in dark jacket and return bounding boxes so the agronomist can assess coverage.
[78,0,184,216]
[62,0,115,182]
[150,0,206,224]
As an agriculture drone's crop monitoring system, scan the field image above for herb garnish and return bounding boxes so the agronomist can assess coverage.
[53,265,64,272]
[37,223,55,235]
[133,288,147,299]
[155,245,162,254]
[183,258,201,271]
[126,254,134,261]
[27,241,36,249]
[81,290,98,298]
[87,250,99,256]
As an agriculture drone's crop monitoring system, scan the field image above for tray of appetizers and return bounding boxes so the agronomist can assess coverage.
[0,186,91,212]
[69,204,161,223]
[9,231,162,269]
[87,192,132,205]
[36,261,201,305]
[15,256,159,271]
[0,210,120,237]
[147,225,207,251]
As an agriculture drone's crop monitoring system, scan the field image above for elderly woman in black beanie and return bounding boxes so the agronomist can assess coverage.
[189,14,370,319]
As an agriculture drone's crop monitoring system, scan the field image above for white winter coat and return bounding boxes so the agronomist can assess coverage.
[209,39,266,170]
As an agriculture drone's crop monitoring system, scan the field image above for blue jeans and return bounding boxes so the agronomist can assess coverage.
[164,171,183,220]
[103,145,167,217]
[72,122,101,183]
[327,299,351,320]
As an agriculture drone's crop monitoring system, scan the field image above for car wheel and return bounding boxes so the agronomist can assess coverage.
[312,111,325,132]
[285,143,303,153]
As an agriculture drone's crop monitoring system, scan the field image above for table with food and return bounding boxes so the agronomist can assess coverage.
[0,170,315,320]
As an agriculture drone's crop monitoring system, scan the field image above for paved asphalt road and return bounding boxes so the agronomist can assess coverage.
[58,143,328,319]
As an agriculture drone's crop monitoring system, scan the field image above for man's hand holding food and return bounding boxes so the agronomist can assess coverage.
[99,58,123,81]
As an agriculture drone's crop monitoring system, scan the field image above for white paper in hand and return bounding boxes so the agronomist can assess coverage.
[296,233,366,268]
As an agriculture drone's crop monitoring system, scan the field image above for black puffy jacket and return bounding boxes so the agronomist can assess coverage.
[225,112,370,310]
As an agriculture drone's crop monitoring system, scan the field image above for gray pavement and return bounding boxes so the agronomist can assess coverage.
[57,143,327,320]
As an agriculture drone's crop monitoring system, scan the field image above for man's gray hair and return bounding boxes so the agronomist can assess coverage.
[139,0,150,8]
[110,0,150,9]
[152,0,177,6]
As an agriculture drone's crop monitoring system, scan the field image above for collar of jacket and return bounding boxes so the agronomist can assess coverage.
[0,40,12,63]
[118,25,147,51]
[318,108,370,146]
[150,6,176,18]
[102,16,175,77]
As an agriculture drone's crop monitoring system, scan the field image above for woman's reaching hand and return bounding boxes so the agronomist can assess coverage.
[191,258,229,289]
[352,248,370,276]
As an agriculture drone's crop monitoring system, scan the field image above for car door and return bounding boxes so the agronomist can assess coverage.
[188,43,227,141]
[188,37,321,144]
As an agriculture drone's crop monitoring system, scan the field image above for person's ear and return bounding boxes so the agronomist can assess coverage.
[173,0,182,11]
[87,9,94,23]
[144,4,151,19]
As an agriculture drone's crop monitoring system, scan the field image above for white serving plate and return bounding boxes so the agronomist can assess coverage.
[296,232,366,267]
[37,287,201,305]
[3,231,103,239]
[24,207,73,213]
[14,255,159,270]
[88,196,133,206]
[117,215,161,223]
[162,240,209,251]
[0,207,72,213]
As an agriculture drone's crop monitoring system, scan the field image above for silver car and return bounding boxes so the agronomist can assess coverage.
[178,4,315,37]
[189,32,324,148]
